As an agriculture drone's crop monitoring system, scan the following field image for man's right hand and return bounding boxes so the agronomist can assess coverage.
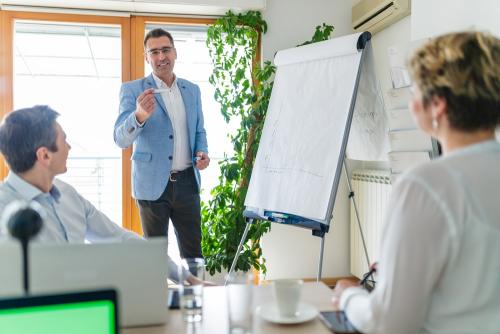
[135,88,156,124]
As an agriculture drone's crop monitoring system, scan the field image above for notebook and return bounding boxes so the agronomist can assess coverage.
[30,238,169,327]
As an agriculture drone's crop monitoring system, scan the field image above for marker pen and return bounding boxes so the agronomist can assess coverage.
[153,89,169,94]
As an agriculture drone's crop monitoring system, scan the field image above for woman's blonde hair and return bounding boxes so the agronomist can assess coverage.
[409,31,500,131]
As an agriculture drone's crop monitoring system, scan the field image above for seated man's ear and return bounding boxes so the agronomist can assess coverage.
[35,146,51,166]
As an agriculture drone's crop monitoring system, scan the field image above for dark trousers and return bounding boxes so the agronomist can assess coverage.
[137,167,202,259]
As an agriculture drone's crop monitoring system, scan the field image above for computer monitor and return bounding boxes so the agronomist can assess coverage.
[0,289,118,334]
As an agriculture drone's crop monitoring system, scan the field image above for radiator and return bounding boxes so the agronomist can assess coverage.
[350,170,392,279]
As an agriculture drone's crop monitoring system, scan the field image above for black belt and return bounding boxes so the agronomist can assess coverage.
[169,166,193,182]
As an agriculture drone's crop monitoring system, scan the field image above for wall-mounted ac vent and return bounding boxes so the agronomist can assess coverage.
[352,0,410,34]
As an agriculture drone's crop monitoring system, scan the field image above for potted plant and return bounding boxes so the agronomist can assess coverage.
[202,10,334,277]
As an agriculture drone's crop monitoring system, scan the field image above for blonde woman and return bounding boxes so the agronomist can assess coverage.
[333,31,500,333]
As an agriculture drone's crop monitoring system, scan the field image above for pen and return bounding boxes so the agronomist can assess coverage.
[153,89,169,94]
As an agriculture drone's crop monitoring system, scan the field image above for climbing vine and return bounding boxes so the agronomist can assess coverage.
[202,10,334,275]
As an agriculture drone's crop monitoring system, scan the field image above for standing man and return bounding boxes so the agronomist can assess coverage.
[114,28,209,259]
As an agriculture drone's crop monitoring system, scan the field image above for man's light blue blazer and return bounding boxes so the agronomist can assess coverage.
[114,74,208,201]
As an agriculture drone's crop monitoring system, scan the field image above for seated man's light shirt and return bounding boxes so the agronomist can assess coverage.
[0,172,186,282]
[340,140,500,334]
[0,172,137,243]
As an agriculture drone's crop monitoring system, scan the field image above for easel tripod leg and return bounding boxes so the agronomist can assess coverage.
[225,219,253,285]
[342,159,371,270]
[317,233,325,282]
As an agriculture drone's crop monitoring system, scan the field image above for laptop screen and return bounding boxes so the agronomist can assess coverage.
[0,290,117,334]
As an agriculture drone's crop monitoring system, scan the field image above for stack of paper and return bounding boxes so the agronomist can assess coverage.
[385,86,412,110]
[387,107,415,130]
[388,46,412,89]
[388,151,431,174]
[388,129,433,151]
[384,41,439,178]
[385,90,437,176]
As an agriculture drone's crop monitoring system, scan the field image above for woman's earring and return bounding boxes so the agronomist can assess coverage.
[432,118,438,130]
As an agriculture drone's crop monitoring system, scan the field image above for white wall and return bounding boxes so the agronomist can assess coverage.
[262,0,353,62]
[411,0,500,40]
[260,0,353,280]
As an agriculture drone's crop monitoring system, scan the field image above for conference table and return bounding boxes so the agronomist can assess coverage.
[123,282,336,334]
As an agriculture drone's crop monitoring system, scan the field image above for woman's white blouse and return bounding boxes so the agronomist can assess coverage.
[340,140,500,334]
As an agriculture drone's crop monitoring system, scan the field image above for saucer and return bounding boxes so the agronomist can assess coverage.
[256,303,318,324]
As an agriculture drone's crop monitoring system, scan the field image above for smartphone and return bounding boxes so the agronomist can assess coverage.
[318,311,360,333]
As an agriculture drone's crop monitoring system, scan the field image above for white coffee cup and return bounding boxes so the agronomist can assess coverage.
[273,279,303,317]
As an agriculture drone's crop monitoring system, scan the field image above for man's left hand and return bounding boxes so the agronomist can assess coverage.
[195,151,210,170]
[186,274,217,286]
[332,279,359,309]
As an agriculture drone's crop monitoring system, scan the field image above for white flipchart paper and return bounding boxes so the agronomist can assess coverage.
[245,33,365,223]
[346,43,389,162]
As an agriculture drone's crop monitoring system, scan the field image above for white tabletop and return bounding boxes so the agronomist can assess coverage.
[122,282,336,334]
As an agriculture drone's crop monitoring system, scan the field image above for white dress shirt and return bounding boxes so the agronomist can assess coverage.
[0,172,186,282]
[153,74,192,171]
[341,140,500,334]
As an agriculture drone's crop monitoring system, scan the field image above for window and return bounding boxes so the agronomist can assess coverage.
[1,12,232,240]
[13,21,123,225]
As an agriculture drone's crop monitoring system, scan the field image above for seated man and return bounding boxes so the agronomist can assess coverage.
[0,105,199,284]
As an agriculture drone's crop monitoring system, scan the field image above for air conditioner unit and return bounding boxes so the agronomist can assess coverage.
[352,0,410,34]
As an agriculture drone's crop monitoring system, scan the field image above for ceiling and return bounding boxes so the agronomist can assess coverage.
[0,0,266,16]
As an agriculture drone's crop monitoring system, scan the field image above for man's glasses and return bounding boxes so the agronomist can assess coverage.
[146,46,174,57]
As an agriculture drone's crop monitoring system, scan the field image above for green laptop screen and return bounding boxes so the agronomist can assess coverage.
[0,300,115,334]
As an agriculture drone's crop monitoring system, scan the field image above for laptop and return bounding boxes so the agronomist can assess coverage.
[0,289,118,334]
[31,238,169,327]
[0,238,169,327]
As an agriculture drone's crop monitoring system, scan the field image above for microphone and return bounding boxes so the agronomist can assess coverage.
[6,202,44,243]
[2,201,45,294]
